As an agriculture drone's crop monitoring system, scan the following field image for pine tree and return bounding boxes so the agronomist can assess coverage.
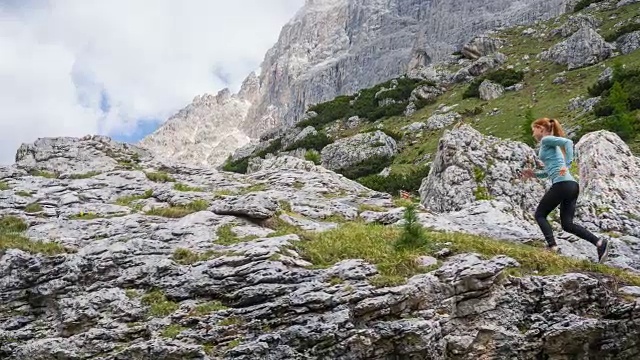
[606,81,635,140]
[520,107,536,147]
[395,203,429,251]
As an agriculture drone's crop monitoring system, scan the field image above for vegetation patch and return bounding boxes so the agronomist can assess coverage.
[145,171,176,183]
[0,215,68,255]
[604,22,640,42]
[29,169,59,179]
[145,200,209,218]
[284,131,333,152]
[304,150,321,165]
[69,211,101,220]
[215,224,259,245]
[190,301,228,316]
[356,164,430,196]
[15,190,33,197]
[68,171,102,179]
[172,248,220,265]
[222,157,250,174]
[161,324,186,339]
[297,77,437,129]
[337,155,395,180]
[0,181,9,190]
[140,289,179,317]
[115,189,154,209]
[24,202,43,213]
[173,183,205,192]
[573,0,605,12]
[462,69,525,99]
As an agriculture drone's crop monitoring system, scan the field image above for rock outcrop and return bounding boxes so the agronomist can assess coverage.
[138,90,252,167]
[320,131,397,172]
[539,26,616,69]
[140,0,577,167]
[1,134,640,359]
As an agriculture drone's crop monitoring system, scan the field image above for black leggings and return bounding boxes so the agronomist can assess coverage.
[534,180,600,247]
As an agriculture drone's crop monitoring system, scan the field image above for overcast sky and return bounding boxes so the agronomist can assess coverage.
[0,0,304,165]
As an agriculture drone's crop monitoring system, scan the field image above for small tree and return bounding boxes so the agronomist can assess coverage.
[606,81,636,141]
[395,203,429,251]
[520,107,536,147]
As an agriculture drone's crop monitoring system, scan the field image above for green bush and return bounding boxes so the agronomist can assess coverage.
[304,150,321,165]
[604,22,640,42]
[357,165,430,196]
[395,203,430,251]
[285,132,333,152]
[222,157,249,174]
[573,0,604,11]
[337,155,394,180]
[297,77,438,129]
[463,69,525,99]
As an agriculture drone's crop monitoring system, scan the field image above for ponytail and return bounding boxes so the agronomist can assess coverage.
[532,117,567,158]
[548,118,565,137]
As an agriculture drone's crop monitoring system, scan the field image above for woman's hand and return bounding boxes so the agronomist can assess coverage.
[559,166,568,176]
[520,168,535,179]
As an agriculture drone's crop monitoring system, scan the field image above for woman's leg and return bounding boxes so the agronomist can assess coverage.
[558,181,610,262]
[534,183,564,247]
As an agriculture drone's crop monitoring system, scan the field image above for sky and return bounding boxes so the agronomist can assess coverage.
[0,0,304,165]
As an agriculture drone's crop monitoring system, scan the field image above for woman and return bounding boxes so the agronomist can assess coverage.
[520,117,610,263]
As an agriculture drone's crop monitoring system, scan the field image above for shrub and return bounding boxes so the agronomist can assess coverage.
[337,155,394,180]
[463,69,525,99]
[285,132,333,152]
[305,150,321,165]
[604,22,640,42]
[395,204,430,251]
[573,0,604,11]
[356,164,430,196]
[222,157,249,174]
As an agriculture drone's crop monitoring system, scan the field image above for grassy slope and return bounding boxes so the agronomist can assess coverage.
[328,2,640,174]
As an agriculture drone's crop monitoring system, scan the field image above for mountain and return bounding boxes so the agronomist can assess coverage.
[139,0,578,167]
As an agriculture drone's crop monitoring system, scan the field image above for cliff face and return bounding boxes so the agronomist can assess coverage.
[140,0,576,166]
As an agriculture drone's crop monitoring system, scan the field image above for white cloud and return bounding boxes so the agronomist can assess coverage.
[0,0,304,165]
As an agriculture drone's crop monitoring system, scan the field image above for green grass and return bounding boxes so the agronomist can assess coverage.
[140,290,179,317]
[0,181,9,190]
[172,248,220,265]
[29,169,58,178]
[24,202,42,213]
[160,324,186,339]
[145,200,209,218]
[215,224,258,245]
[173,183,205,192]
[68,171,102,179]
[145,171,176,183]
[114,189,154,208]
[237,183,268,194]
[15,190,33,197]
[190,301,228,316]
[294,221,640,288]
[0,215,68,255]
[69,211,101,220]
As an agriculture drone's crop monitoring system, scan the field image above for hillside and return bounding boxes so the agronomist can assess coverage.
[225,0,640,187]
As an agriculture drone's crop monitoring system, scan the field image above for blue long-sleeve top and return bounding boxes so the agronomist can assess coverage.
[534,135,575,184]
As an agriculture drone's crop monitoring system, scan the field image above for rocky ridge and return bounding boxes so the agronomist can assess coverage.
[139,0,579,167]
[1,128,640,359]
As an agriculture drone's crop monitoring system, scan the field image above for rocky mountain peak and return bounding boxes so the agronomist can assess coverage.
[139,0,576,167]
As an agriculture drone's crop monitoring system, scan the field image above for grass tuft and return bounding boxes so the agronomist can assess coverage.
[140,289,179,317]
[145,200,209,218]
[0,215,68,255]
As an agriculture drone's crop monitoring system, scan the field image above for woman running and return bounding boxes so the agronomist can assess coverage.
[520,117,610,263]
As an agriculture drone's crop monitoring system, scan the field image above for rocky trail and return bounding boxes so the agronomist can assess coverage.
[1,130,640,359]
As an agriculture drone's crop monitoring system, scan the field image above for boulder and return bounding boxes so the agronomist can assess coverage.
[320,131,398,172]
[539,26,615,70]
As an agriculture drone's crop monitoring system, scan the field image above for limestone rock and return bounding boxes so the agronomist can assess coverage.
[550,13,601,38]
[539,26,615,70]
[425,112,462,131]
[478,80,505,100]
[617,30,640,55]
[461,34,505,60]
[419,124,546,216]
[320,131,397,172]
